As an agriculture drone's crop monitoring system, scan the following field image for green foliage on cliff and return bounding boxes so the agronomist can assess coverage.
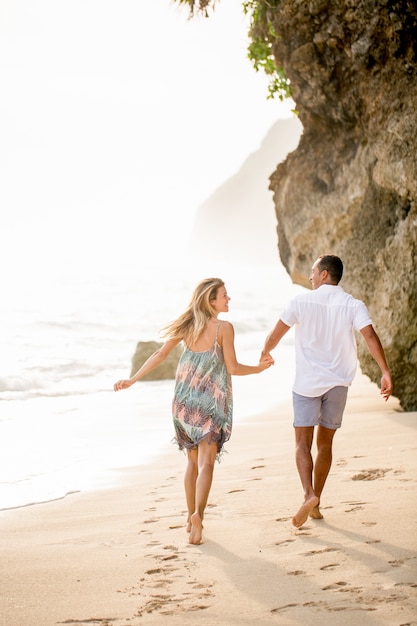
[243,0,292,101]
[172,0,292,101]
[173,0,213,17]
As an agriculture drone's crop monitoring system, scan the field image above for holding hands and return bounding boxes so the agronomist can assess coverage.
[259,354,274,370]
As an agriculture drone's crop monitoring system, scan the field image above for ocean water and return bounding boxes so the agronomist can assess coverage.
[0,259,305,511]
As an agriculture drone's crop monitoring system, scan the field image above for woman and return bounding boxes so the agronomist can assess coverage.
[114,278,273,544]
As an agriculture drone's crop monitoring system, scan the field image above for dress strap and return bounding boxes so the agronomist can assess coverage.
[215,321,222,344]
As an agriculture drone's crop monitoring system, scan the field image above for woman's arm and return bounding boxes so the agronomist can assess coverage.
[220,321,274,376]
[114,337,182,391]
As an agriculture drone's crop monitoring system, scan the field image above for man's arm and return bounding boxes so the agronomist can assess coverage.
[261,319,291,361]
[359,324,393,401]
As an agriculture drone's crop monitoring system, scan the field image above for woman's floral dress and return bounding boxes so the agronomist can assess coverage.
[172,322,232,458]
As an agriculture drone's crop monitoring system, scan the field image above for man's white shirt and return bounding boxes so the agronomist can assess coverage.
[280,284,372,397]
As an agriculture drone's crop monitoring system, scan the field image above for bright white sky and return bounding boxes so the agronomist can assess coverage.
[1,0,294,279]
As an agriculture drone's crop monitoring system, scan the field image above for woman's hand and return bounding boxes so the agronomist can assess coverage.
[114,379,134,391]
[260,352,275,365]
[258,355,274,372]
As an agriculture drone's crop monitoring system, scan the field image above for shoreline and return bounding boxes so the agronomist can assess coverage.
[1,373,416,626]
[0,345,294,513]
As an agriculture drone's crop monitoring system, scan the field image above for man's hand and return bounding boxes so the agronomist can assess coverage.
[380,372,393,401]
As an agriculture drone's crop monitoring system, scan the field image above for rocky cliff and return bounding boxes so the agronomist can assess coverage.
[266,0,417,410]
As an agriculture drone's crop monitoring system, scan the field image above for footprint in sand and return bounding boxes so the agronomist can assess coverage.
[160,554,179,562]
[271,603,298,613]
[149,579,174,589]
[134,571,213,617]
[275,539,296,547]
[303,601,327,608]
[342,500,368,513]
[58,618,118,624]
[351,468,391,480]
[303,547,338,557]
[322,581,348,590]
[158,545,180,562]
[145,567,164,575]
[125,538,215,619]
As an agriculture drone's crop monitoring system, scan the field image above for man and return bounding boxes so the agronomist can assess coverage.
[261,255,392,528]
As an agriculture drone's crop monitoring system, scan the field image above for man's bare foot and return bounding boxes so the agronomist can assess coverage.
[292,495,319,528]
[309,505,323,520]
[188,512,203,544]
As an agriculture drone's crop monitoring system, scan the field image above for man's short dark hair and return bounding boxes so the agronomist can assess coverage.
[317,255,343,284]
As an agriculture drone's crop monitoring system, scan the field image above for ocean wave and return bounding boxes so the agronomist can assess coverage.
[0,372,114,400]
[0,389,113,402]
[0,488,81,511]
[0,375,45,393]
[0,358,112,394]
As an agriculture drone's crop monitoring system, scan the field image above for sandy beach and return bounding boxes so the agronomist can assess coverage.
[1,372,416,626]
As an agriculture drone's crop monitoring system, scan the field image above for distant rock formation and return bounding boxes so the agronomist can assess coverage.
[191,116,302,264]
[267,0,417,410]
[130,341,182,380]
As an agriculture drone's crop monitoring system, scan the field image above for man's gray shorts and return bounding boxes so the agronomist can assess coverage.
[292,386,348,429]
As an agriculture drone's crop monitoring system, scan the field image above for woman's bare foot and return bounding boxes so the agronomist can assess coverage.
[186,518,203,533]
[188,512,203,544]
[309,505,323,519]
[292,495,319,528]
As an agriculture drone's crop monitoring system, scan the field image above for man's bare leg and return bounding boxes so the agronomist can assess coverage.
[189,439,217,544]
[292,426,319,528]
[309,425,336,519]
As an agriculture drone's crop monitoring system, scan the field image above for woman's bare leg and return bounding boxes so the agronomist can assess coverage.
[184,448,198,532]
[189,439,217,544]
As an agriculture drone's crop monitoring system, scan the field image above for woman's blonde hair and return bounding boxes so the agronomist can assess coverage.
[161,277,225,345]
